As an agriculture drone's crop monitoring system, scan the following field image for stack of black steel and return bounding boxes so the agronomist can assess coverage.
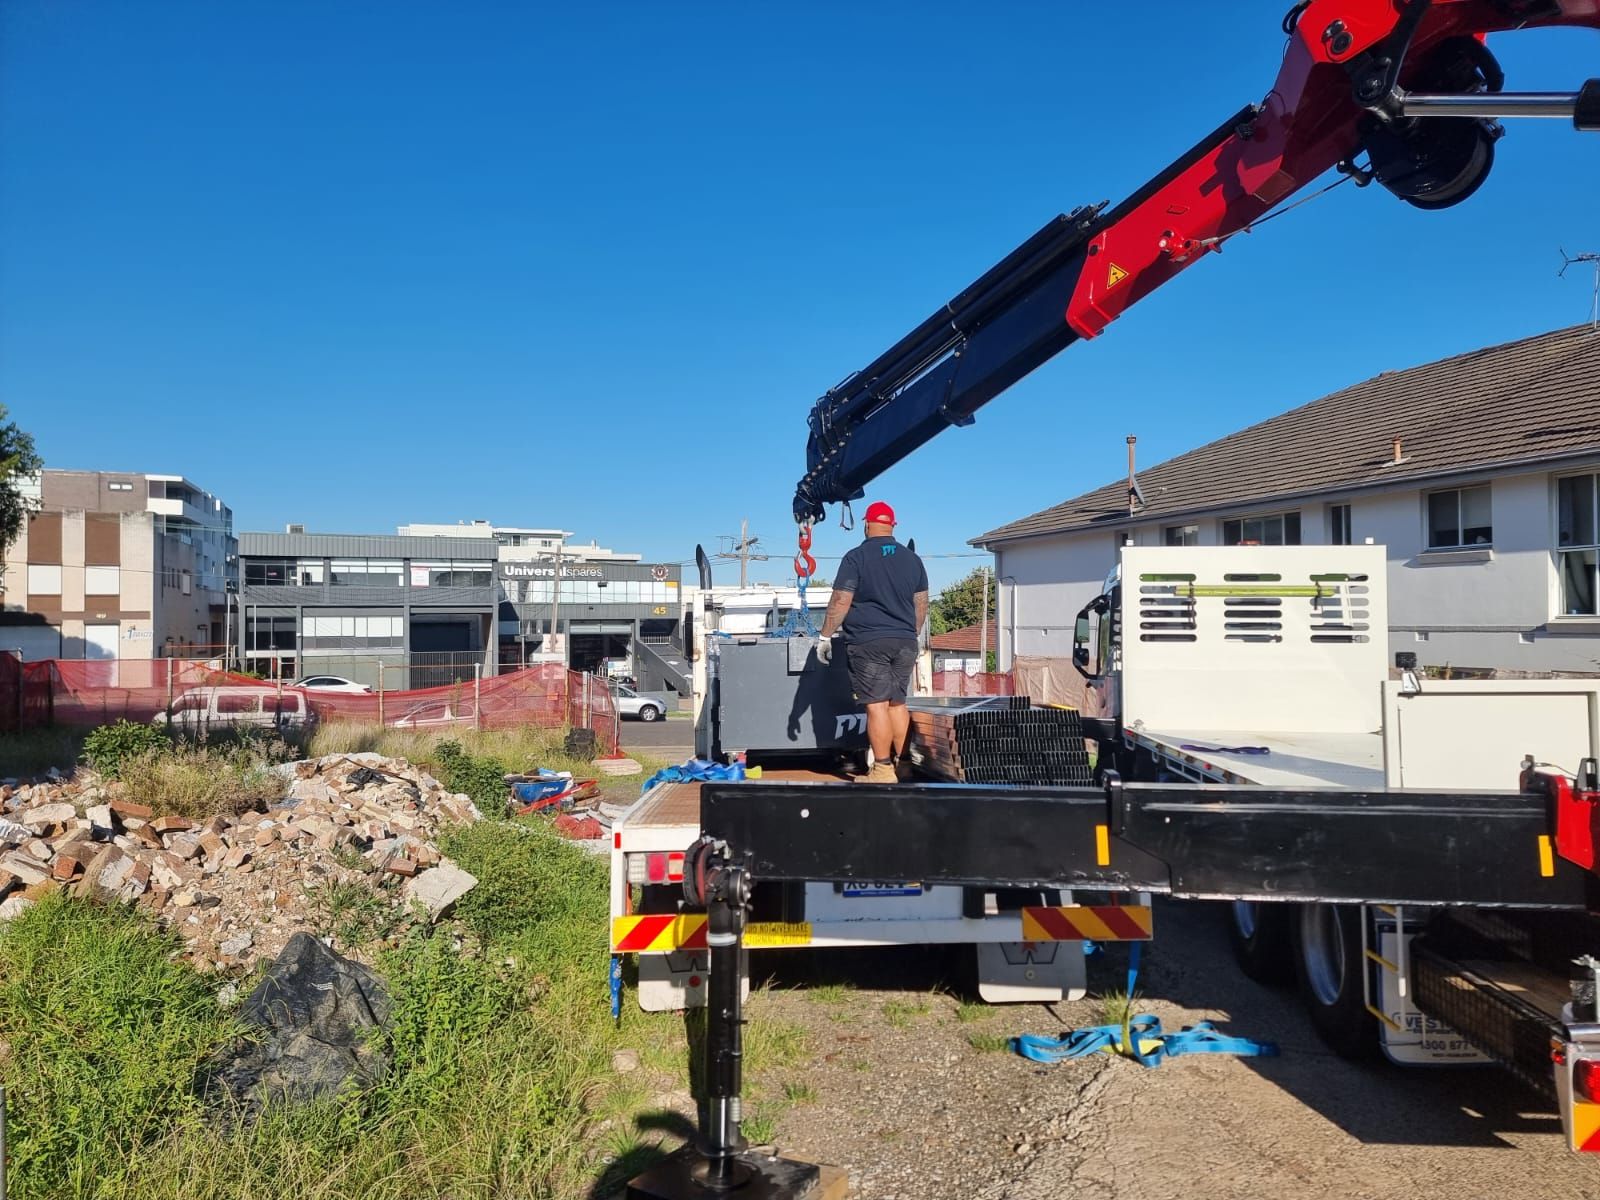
[907,697,1091,785]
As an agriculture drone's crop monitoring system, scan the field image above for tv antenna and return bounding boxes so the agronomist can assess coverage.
[1558,248,1600,330]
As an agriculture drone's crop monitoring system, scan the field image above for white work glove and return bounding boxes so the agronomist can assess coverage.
[816,636,834,665]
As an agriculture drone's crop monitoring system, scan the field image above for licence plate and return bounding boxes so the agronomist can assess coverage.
[843,882,924,897]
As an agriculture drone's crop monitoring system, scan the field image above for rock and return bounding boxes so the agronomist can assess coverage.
[151,815,193,833]
[173,889,199,908]
[216,933,392,1107]
[167,833,202,861]
[110,798,155,819]
[19,802,76,831]
[384,857,418,877]
[86,804,116,838]
[0,817,29,845]
[290,777,335,805]
[612,1048,640,1074]
[403,859,477,920]
[219,931,254,957]
[51,859,81,882]
[0,894,34,921]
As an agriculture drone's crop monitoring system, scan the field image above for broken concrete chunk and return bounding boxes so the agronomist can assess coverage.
[110,797,155,819]
[403,860,477,920]
[19,802,76,831]
[86,804,117,839]
[151,815,193,834]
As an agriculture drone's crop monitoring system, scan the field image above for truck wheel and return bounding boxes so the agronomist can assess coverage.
[1226,901,1294,985]
[1293,902,1378,1059]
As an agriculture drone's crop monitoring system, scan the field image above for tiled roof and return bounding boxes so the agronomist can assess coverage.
[930,622,998,653]
[975,324,1600,545]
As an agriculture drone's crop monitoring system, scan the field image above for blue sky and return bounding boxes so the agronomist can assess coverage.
[3,3,1597,592]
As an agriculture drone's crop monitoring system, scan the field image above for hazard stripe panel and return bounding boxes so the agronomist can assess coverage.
[1021,904,1154,942]
[1571,1098,1600,1152]
[612,913,708,952]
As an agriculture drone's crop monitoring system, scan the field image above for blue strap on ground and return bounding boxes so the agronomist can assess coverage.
[1011,1015,1278,1067]
[1012,939,1277,1066]
[640,758,747,793]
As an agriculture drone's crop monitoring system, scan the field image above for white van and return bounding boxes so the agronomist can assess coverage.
[155,686,312,731]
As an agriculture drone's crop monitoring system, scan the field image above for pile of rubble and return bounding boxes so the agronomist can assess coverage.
[0,753,482,972]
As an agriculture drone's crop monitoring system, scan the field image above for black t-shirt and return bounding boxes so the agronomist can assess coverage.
[834,536,928,641]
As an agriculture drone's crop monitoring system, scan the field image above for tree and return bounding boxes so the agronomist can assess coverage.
[929,567,995,636]
[0,406,41,574]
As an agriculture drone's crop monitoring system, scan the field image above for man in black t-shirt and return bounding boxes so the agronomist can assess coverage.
[817,500,929,783]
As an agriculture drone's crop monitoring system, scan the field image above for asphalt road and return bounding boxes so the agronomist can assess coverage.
[617,712,696,763]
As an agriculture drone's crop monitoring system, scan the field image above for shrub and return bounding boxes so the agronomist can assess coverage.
[432,740,509,812]
[82,719,170,778]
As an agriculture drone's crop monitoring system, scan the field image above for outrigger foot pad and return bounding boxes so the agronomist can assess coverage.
[625,1145,846,1200]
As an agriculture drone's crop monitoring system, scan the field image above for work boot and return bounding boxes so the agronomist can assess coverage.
[861,761,898,784]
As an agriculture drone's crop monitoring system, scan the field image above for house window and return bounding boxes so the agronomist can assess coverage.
[1557,473,1599,616]
[1164,524,1198,546]
[85,565,120,596]
[1328,504,1352,546]
[244,558,294,586]
[1222,511,1301,546]
[1427,485,1492,549]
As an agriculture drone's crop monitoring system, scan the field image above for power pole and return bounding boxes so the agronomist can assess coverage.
[716,519,768,588]
[979,565,989,669]
[548,541,565,666]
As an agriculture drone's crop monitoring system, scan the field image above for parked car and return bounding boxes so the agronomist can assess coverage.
[390,699,468,728]
[155,686,313,731]
[609,682,670,722]
[293,674,373,694]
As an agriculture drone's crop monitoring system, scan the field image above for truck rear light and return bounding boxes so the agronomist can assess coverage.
[627,855,647,885]
[643,852,686,884]
[1574,1058,1600,1103]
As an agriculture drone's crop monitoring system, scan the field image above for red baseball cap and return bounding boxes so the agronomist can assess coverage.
[864,501,896,526]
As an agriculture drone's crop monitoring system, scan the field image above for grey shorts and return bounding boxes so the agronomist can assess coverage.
[846,638,918,704]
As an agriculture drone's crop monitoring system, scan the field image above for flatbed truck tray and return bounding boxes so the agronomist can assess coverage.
[1126,726,1384,789]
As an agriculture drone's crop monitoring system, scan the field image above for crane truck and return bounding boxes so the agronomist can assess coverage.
[623,4,1600,1195]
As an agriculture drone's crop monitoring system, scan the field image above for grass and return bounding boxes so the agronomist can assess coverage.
[805,982,854,1007]
[781,1080,817,1105]
[0,726,86,775]
[117,744,287,821]
[953,998,992,1023]
[881,997,931,1028]
[966,1031,1011,1054]
[1098,987,1140,1028]
[307,723,607,780]
[0,815,710,1200]
[0,892,245,1199]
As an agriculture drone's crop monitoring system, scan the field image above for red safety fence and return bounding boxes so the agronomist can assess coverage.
[0,659,618,755]
[928,670,1016,697]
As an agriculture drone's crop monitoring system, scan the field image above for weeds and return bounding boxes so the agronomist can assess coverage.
[782,1080,817,1105]
[881,997,930,1028]
[741,1112,778,1145]
[81,719,170,777]
[806,982,854,1006]
[0,726,84,775]
[117,745,285,820]
[967,1031,1010,1054]
[0,893,242,1200]
[954,998,992,1023]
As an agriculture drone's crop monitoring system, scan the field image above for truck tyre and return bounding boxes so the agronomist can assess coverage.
[638,705,662,722]
[1293,902,1378,1059]
[1225,901,1294,985]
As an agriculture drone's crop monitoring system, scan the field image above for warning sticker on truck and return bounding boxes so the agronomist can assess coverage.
[744,921,813,947]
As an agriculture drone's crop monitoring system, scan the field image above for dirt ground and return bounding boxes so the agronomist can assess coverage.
[739,900,1600,1200]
